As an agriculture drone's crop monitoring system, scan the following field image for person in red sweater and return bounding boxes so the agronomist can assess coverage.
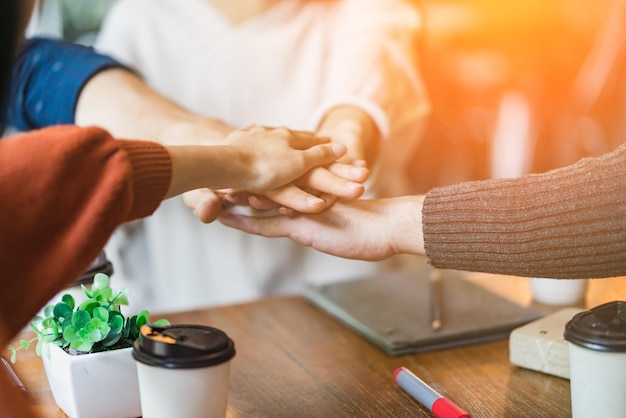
[0,2,367,416]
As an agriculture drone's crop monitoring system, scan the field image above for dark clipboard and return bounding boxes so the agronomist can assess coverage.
[304,262,542,356]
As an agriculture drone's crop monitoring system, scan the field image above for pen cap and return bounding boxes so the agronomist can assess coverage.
[564,301,626,352]
[432,398,471,418]
[133,324,236,369]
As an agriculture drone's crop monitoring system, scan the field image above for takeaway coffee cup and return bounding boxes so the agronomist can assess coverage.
[529,278,588,305]
[564,301,626,418]
[133,324,236,418]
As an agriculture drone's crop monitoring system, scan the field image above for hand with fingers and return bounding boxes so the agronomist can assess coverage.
[218,196,425,261]
[181,125,369,223]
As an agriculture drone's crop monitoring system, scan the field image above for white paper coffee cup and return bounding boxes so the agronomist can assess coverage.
[529,278,587,305]
[133,324,236,418]
[564,301,626,418]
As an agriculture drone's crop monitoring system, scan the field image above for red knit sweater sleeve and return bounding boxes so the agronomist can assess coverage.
[0,125,171,341]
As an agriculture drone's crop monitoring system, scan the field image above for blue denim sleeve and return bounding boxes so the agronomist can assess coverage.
[6,37,129,131]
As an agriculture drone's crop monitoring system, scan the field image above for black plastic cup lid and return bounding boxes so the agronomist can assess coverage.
[564,301,626,352]
[133,324,236,368]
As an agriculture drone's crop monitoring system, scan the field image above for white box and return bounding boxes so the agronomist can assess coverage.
[509,308,583,379]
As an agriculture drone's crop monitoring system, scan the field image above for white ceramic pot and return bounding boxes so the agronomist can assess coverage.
[41,343,141,418]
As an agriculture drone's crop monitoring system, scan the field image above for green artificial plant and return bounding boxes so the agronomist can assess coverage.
[8,273,169,363]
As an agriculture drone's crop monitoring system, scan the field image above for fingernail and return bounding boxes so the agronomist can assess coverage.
[347,182,362,191]
[351,166,366,176]
[307,196,324,206]
[195,199,209,215]
[331,143,346,156]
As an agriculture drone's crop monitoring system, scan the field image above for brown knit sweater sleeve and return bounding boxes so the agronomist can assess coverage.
[423,143,626,279]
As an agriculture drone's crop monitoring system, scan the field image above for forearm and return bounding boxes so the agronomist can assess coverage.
[165,145,241,198]
[166,127,351,207]
[75,68,232,145]
[8,38,232,145]
[390,195,426,257]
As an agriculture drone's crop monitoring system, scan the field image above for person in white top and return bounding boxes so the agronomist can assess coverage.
[93,0,430,313]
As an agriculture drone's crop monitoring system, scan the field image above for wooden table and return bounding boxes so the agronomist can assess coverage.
[6,273,626,417]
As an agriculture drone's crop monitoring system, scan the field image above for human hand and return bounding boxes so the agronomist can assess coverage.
[271,104,378,212]
[185,157,369,221]
[218,196,426,260]
[181,189,225,223]
[182,188,284,224]
[225,125,368,199]
[172,125,367,222]
[225,157,369,216]
[231,105,377,216]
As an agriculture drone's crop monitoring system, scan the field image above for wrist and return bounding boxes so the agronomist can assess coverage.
[166,144,241,198]
[389,195,425,257]
[316,105,380,163]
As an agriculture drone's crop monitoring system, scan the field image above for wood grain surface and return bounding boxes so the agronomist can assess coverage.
[5,273,626,417]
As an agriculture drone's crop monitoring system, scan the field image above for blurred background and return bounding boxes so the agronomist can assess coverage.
[411,0,626,192]
[28,0,626,194]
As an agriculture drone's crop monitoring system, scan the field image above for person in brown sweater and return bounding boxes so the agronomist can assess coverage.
[220,123,626,280]
[0,1,367,416]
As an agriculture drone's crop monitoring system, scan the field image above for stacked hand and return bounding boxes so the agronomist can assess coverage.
[178,125,370,222]
[218,196,426,261]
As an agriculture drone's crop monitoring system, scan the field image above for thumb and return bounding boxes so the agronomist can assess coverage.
[183,189,223,223]
[301,143,346,169]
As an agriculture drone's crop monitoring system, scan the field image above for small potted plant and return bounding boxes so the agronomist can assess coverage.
[8,272,169,418]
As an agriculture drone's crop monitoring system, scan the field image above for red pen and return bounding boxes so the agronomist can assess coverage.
[394,367,471,418]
